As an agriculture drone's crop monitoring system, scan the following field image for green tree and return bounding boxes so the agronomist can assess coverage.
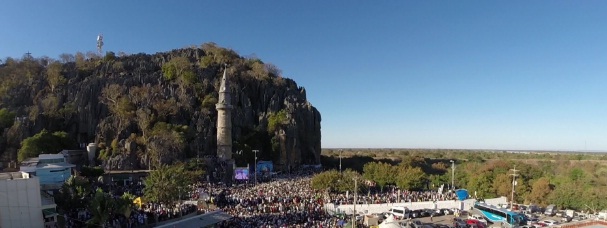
[493,173,512,199]
[0,108,16,129]
[580,187,607,213]
[549,181,580,210]
[569,168,586,182]
[267,109,288,132]
[363,162,395,192]
[162,56,195,84]
[88,188,129,227]
[143,163,195,204]
[311,170,342,192]
[399,156,426,169]
[45,61,66,93]
[79,167,105,179]
[395,165,426,190]
[201,94,218,109]
[147,122,187,167]
[18,129,73,161]
[100,84,134,133]
[526,177,553,207]
[54,176,92,214]
[336,169,365,193]
[467,172,495,199]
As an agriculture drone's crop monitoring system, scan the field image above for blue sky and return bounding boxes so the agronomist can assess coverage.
[2,1,607,151]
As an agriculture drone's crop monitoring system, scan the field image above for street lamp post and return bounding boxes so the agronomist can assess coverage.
[252,150,259,185]
[510,166,519,210]
[451,161,455,190]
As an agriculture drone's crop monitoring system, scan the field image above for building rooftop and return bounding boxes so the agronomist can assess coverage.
[38,154,64,159]
[21,157,39,167]
[20,153,74,172]
[0,172,31,180]
[37,163,75,169]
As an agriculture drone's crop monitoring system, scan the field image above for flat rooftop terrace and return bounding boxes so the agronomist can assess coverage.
[0,172,30,180]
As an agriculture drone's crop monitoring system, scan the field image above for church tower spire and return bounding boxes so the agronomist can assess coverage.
[216,65,233,160]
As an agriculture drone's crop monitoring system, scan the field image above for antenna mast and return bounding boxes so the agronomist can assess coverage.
[97,33,104,54]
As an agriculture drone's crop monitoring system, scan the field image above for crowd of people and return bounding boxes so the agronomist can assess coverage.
[209,171,340,227]
[60,178,199,228]
[328,188,458,205]
[59,167,458,228]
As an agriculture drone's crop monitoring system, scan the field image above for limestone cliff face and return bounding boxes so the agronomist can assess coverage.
[0,46,321,170]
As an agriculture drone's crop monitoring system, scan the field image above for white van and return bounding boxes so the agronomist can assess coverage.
[545,205,557,216]
[389,206,410,219]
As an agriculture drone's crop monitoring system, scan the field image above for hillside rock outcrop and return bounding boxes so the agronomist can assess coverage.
[0,45,321,170]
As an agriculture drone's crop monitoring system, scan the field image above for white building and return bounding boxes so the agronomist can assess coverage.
[0,172,49,228]
[20,153,75,190]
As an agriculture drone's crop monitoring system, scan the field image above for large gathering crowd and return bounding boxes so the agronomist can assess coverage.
[328,188,458,205]
[189,169,453,228]
[58,168,456,228]
[61,180,197,228]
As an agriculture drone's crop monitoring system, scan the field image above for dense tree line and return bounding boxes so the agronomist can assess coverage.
[316,152,607,211]
[54,175,135,227]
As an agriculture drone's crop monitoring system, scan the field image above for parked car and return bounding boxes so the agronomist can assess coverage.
[441,208,454,215]
[572,214,588,222]
[425,208,440,217]
[419,210,431,217]
[409,220,424,228]
[545,205,557,216]
[469,214,488,225]
[528,204,541,213]
[453,218,467,228]
[561,216,572,223]
[458,210,469,217]
[410,210,421,218]
[533,223,548,228]
[542,220,559,226]
[467,219,486,228]
[526,216,540,224]
[389,206,411,219]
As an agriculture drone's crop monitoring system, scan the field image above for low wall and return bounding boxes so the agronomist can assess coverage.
[326,197,508,215]
[560,220,607,228]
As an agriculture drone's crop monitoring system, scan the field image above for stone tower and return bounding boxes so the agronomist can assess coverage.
[216,66,234,185]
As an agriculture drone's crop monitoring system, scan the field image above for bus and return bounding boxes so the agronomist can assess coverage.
[473,202,526,227]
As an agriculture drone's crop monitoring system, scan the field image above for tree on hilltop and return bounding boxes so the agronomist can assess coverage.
[18,129,73,161]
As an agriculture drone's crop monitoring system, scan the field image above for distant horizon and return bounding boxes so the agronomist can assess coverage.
[321,147,607,153]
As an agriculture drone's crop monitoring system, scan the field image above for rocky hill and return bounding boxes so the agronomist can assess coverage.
[0,43,321,171]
